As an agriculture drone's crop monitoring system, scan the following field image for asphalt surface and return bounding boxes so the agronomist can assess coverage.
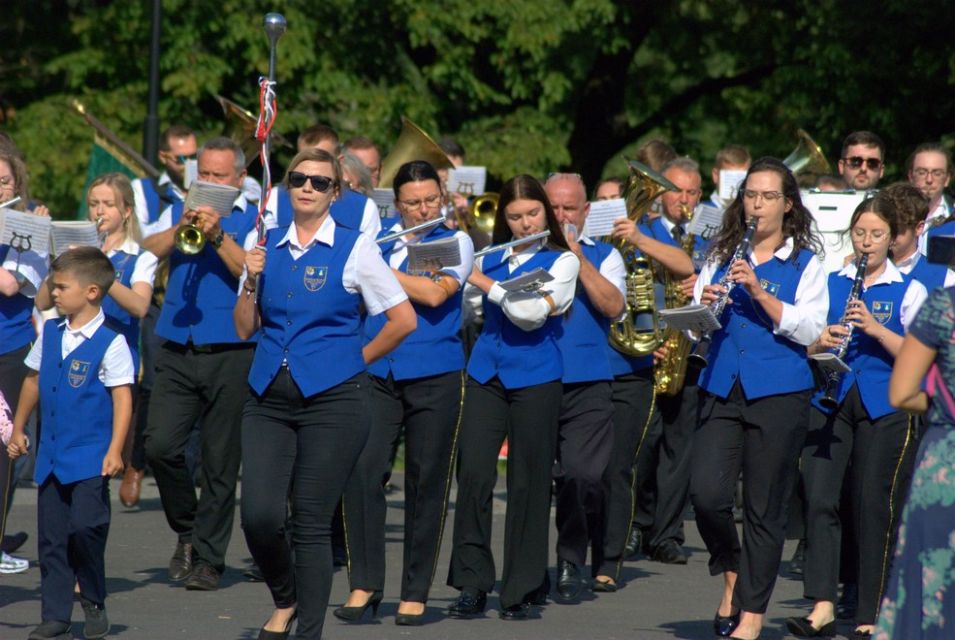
[0,473,860,639]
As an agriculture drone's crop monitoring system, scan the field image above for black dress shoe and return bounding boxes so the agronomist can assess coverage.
[650,540,688,565]
[786,617,835,637]
[499,603,530,620]
[168,541,193,582]
[333,590,383,622]
[184,561,221,591]
[447,589,487,618]
[789,539,806,577]
[837,583,859,620]
[624,528,643,560]
[523,580,549,605]
[257,610,297,640]
[556,558,582,602]
[713,609,740,637]
[1,531,28,554]
[27,620,72,639]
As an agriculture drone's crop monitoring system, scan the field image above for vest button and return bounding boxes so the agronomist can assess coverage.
[284,348,289,354]
[287,320,292,326]
[741,323,747,328]
[291,265,298,271]
[287,292,293,298]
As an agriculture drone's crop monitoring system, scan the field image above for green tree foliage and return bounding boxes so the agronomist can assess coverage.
[2,0,954,216]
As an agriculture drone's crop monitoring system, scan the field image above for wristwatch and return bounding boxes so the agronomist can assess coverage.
[211,230,225,249]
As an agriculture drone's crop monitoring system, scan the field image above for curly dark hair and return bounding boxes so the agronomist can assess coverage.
[707,157,823,264]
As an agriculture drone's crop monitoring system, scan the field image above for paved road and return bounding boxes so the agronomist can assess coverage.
[1,473,856,639]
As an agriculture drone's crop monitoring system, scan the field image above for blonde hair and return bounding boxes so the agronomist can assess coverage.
[88,173,142,243]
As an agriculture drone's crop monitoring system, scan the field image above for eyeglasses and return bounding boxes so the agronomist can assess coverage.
[842,156,882,170]
[851,228,889,242]
[912,168,949,180]
[742,190,785,202]
[398,194,442,209]
[0,176,14,188]
[288,171,335,192]
[173,154,197,164]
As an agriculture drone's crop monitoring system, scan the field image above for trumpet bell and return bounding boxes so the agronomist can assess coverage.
[467,193,498,235]
[175,224,206,255]
[784,129,831,185]
[378,117,455,189]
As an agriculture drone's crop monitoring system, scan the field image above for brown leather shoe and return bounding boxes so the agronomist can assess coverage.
[119,467,144,508]
[168,542,194,581]
[184,561,221,591]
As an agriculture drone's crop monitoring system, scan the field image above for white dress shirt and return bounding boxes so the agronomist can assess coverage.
[835,260,927,331]
[132,173,185,239]
[25,309,135,386]
[108,238,158,287]
[464,240,581,332]
[381,220,475,285]
[694,237,828,347]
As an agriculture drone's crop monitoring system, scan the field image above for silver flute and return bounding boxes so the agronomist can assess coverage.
[377,216,447,244]
[474,230,551,258]
[0,196,22,209]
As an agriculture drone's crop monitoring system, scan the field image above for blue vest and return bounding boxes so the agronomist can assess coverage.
[366,223,464,380]
[910,255,948,294]
[248,224,366,397]
[698,248,817,400]
[927,218,955,241]
[812,271,911,420]
[276,185,368,230]
[35,318,118,484]
[0,244,37,356]
[103,250,141,371]
[640,216,710,272]
[467,247,565,389]
[557,241,614,383]
[156,200,258,345]
[138,177,180,224]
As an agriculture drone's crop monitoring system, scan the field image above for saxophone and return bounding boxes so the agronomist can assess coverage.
[653,204,696,396]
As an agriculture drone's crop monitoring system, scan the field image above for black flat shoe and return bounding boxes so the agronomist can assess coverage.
[713,609,740,637]
[592,577,618,593]
[257,610,297,640]
[333,591,382,622]
[785,617,835,637]
[499,603,530,620]
[447,590,486,618]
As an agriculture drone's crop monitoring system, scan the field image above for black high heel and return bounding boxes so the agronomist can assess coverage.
[256,609,297,640]
[395,611,425,626]
[786,616,836,637]
[333,591,383,622]
[713,608,740,637]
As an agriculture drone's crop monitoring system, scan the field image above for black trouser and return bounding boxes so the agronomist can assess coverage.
[801,384,918,624]
[241,369,370,640]
[143,342,252,572]
[343,371,463,602]
[554,381,614,570]
[38,475,110,623]
[0,343,31,538]
[129,302,162,471]
[598,369,659,579]
[647,381,699,550]
[690,383,809,614]
[447,376,562,609]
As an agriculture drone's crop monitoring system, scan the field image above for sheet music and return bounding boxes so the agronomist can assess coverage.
[583,198,627,238]
[688,204,724,239]
[658,304,722,333]
[183,159,198,190]
[447,166,487,196]
[51,221,100,254]
[498,267,554,293]
[184,181,240,218]
[803,190,866,273]
[0,207,52,256]
[718,169,747,200]
[809,352,851,374]
[407,237,462,273]
[371,189,398,218]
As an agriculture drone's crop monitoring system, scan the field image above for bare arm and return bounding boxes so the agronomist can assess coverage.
[612,219,693,278]
[0,268,23,297]
[143,225,177,259]
[102,384,132,477]
[362,300,417,364]
[107,280,152,319]
[393,270,460,308]
[576,252,624,319]
[233,248,264,341]
[7,372,39,459]
[889,333,935,413]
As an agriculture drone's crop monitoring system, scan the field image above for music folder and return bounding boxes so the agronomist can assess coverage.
[184,181,240,218]
[809,352,851,374]
[407,237,461,274]
[498,267,554,293]
[658,304,721,333]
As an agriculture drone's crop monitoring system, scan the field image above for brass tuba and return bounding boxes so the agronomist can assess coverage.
[378,117,455,189]
[784,129,831,186]
[608,160,678,357]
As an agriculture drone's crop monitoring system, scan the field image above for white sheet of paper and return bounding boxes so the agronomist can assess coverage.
[183,159,198,190]
[809,352,851,374]
[498,267,554,293]
[718,170,747,201]
[371,189,398,219]
[803,190,867,273]
[51,221,100,254]
[185,181,240,218]
[0,208,52,256]
[688,203,724,239]
[658,304,722,333]
[407,236,462,273]
[447,166,487,196]
[583,198,627,238]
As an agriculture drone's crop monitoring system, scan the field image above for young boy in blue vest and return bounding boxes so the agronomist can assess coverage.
[7,246,134,640]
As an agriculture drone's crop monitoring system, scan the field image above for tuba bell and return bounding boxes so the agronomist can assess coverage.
[784,129,831,185]
[215,94,290,168]
[607,160,678,357]
[378,117,455,189]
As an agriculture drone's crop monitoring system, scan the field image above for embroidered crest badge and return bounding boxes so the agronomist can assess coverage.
[871,300,893,324]
[68,360,91,388]
[760,279,780,297]
[303,265,328,292]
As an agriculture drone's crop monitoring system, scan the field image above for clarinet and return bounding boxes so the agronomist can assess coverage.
[687,217,758,369]
[818,252,869,409]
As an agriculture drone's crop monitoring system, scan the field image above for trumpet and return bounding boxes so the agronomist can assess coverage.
[461,193,498,235]
[687,217,758,369]
[474,230,550,258]
[818,252,868,409]
[175,223,206,255]
[377,216,447,244]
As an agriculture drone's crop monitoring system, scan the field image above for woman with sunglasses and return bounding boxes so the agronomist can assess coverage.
[690,158,827,640]
[787,196,926,640]
[336,160,474,625]
[234,148,416,640]
[446,174,579,620]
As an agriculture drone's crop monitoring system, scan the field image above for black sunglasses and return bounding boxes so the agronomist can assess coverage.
[288,171,335,192]
[173,154,197,164]
[842,156,882,170]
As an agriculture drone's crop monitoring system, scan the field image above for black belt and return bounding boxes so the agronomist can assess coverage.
[164,340,253,355]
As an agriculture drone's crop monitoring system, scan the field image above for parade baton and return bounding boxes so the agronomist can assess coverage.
[254,12,287,247]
